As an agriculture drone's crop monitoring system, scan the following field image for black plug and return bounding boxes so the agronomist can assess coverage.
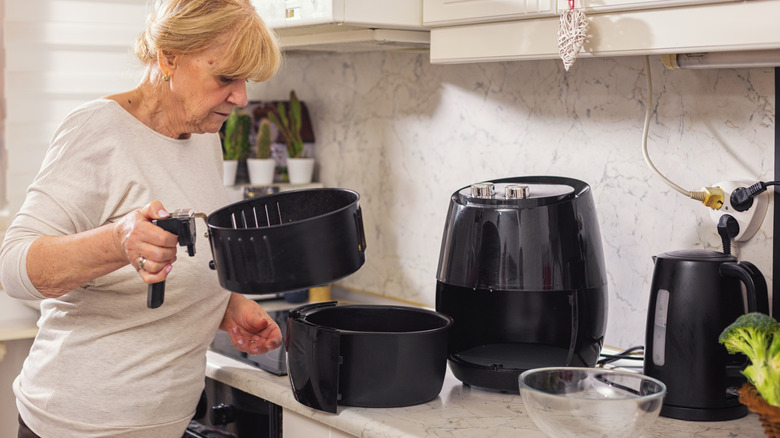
[717,214,739,255]
[730,182,767,212]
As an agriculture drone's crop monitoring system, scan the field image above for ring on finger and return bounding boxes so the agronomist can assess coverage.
[136,256,147,271]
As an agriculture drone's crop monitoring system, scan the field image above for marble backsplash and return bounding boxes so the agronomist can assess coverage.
[248,53,775,349]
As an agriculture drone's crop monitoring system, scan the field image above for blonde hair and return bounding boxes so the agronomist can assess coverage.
[135,0,281,82]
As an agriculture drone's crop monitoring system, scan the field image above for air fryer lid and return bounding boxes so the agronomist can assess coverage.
[206,188,366,294]
[436,176,606,291]
[455,181,575,207]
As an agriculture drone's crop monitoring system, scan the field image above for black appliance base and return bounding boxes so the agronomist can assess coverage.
[449,343,578,391]
[660,403,747,421]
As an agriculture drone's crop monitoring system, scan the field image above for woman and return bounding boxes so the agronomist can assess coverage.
[0,1,283,436]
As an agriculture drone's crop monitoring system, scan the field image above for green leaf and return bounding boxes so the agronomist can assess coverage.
[222,108,251,160]
[256,119,272,159]
[266,90,306,158]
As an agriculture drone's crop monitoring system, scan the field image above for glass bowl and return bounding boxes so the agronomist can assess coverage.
[519,367,666,438]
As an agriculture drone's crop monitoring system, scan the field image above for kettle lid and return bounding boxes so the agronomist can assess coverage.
[656,249,736,262]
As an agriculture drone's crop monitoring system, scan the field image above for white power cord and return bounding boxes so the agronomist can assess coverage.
[641,56,700,198]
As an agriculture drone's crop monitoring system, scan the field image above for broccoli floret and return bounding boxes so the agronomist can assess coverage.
[719,312,777,364]
[765,330,780,406]
[719,312,780,407]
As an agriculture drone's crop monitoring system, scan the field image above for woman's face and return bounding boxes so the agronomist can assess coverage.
[166,43,248,137]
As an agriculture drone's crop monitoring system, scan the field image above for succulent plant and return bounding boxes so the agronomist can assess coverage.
[256,118,272,159]
[267,90,305,159]
[222,108,252,161]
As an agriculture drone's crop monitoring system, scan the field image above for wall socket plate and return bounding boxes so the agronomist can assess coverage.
[709,180,769,242]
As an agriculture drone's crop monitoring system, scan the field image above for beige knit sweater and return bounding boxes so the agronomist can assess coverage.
[0,99,232,437]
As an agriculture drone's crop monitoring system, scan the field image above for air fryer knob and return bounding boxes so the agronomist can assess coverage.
[505,184,529,199]
[470,182,495,198]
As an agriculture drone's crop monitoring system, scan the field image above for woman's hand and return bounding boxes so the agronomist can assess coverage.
[26,200,178,298]
[113,201,178,284]
[220,293,282,355]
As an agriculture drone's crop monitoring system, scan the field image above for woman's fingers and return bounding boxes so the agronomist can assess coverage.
[114,201,180,283]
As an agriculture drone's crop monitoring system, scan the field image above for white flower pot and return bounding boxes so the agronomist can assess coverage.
[287,157,315,184]
[247,158,276,185]
[223,160,239,186]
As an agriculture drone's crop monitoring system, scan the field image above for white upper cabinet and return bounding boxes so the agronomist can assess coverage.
[424,0,557,27]
[254,0,425,30]
[426,0,780,63]
[556,0,733,13]
[423,0,733,27]
[251,0,429,53]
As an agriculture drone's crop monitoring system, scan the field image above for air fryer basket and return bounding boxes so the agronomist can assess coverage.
[206,188,366,294]
[286,302,453,413]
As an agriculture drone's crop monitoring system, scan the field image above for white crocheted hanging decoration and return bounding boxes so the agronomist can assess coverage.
[557,8,589,71]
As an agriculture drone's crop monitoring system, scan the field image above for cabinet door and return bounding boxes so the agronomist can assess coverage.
[424,0,558,27]
[554,0,735,14]
[253,0,338,29]
[253,0,424,30]
[430,0,780,64]
[423,0,737,27]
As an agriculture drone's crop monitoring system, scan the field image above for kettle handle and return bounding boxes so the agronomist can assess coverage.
[719,261,770,314]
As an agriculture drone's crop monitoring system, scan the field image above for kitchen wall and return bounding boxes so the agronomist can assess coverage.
[249,53,775,349]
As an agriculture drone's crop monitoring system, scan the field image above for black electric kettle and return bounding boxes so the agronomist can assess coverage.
[643,249,769,421]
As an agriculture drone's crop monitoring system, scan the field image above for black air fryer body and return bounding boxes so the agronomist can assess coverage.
[436,176,608,391]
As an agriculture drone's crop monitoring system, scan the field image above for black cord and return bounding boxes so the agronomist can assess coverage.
[731,180,780,212]
[597,346,644,366]
[717,214,739,255]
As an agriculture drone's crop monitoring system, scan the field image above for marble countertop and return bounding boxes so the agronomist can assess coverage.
[1,289,767,436]
[205,350,765,438]
[206,292,767,438]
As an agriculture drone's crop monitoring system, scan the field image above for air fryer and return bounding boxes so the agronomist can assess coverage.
[435,176,608,391]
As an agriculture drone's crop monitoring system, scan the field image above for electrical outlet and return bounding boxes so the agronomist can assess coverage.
[709,180,769,242]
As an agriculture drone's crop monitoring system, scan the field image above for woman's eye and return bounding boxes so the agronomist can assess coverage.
[219,76,235,83]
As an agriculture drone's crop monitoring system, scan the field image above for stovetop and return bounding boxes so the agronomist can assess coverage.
[210,308,290,376]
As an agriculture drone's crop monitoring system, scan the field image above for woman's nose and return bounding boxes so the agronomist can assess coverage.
[228,81,248,107]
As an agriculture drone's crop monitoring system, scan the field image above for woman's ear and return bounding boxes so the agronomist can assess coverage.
[157,50,177,78]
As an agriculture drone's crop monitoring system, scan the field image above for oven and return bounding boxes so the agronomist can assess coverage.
[184,307,289,438]
[184,377,282,438]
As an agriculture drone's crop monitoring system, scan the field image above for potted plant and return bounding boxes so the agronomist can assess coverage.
[246,118,276,185]
[222,108,251,186]
[268,90,314,184]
